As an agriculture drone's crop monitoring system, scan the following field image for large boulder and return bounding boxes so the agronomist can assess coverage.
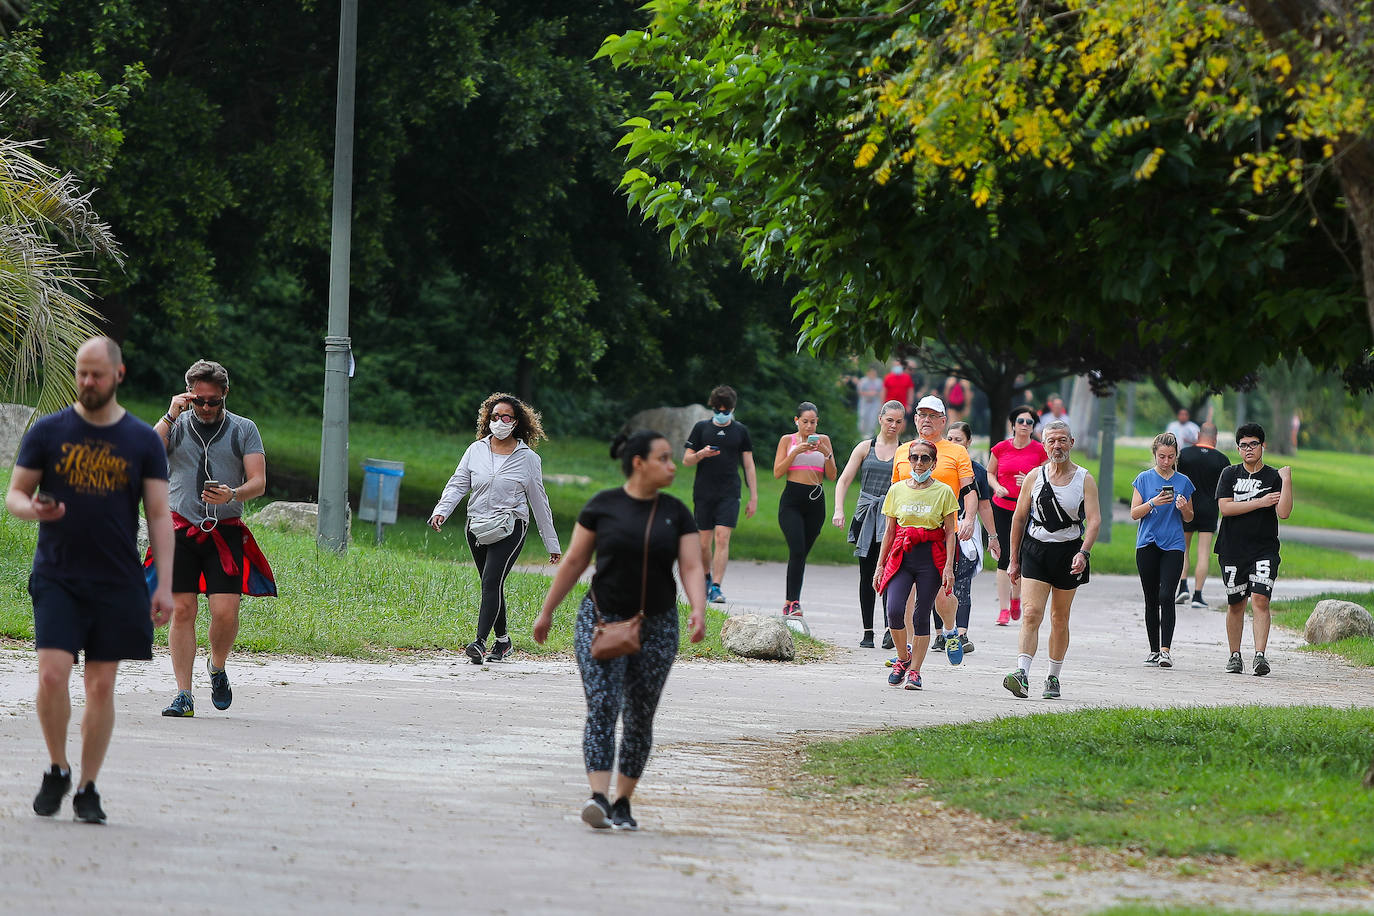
[252,500,350,537]
[720,613,795,661]
[0,403,36,467]
[621,405,711,456]
[1305,599,1374,645]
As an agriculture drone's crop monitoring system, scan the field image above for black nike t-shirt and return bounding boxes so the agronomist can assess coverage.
[684,419,753,496]
[1177,444,1231,514]
[577,488,698,617]
[1214,463,1283,559]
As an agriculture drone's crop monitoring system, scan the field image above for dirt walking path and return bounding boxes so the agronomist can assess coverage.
[1,563,1371,915]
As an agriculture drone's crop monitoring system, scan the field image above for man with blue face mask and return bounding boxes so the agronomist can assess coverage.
[683,385,758,603]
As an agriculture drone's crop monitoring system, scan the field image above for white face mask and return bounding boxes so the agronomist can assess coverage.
[491,418,516,440]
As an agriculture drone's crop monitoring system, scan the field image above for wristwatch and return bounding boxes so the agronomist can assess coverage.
[230,487,238,502]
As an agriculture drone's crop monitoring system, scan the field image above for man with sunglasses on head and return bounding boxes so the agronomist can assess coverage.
[153,359,272,717]
[1215,423,1292,677]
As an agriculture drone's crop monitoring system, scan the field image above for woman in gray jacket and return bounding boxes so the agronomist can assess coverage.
[429,394,562,663]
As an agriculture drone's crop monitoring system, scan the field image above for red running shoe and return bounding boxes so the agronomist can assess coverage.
[996,608,1011,626]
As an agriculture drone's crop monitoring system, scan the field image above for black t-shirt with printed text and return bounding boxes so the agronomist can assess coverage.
[577,488,698,617]
[1214,463,1283,559]
[684,419,753,497]
[15,407,168,587]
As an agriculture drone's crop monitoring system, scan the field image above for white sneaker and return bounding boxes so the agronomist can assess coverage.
[1158,650,1173,668]
[1190,596,1209,609]
[1174,588,1189,605]
[1144,652,1161,667]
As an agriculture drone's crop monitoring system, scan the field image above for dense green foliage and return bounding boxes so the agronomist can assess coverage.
[3,0,849,435]
[805,706,1374,871]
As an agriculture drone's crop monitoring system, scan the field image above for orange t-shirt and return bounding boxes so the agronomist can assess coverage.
[893,438,973,501]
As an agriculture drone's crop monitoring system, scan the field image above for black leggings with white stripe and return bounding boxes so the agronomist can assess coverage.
[575,597,678,779]
[466,518,528,644]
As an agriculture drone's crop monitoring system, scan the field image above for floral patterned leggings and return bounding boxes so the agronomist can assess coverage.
[574,596,679,779]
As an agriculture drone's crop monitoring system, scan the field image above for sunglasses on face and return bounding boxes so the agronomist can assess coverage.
[492,413,516,422]
[909,453,935,465]
[1014,417,1036,426]
[192,397,224,407]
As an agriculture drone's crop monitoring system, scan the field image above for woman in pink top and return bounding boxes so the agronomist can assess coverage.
[772,401,837,617]
[986,405,1048,626]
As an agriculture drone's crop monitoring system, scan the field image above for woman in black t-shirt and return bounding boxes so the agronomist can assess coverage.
[534,430,706,832]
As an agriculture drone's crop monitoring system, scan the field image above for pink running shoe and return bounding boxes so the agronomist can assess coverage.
[996,608,1011,627]
[1010,603,1022,622]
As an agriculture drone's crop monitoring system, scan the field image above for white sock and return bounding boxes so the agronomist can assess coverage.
[1017,653,1033,674]
[1048,657,1064,678]
[944,628,958,639]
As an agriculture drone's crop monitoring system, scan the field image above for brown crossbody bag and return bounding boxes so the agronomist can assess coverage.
[589,496,658,661]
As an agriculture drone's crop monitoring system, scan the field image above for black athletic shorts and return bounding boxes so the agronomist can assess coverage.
[172,525,244,594]
[1218,553,1280,602]
[30,572,153,661]
[693,490,742,530]
[1019,536,1090,591]
[991,503,1016,571]
[1184,503,1219,534]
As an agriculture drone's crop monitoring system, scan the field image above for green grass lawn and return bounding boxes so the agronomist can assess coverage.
[803,706,1374,873]
[0,474,823,661]
[1271,591,1374,667]
[109,399,1374,581]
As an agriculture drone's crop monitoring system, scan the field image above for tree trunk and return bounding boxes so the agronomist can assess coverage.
[515,354,534,403]
[1333,150,1374,346]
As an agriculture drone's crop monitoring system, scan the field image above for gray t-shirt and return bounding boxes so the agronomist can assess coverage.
[165,410,265,525]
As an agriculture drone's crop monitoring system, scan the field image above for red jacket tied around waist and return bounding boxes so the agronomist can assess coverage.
[876,524,947,595]
[144,512,278,597]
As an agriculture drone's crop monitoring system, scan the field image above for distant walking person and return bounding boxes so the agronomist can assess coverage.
[154,359,274,718]
[1175,422,1231,608]
[945,421,1001,655]
[1166,408,1201,449]
[534,430,706,831]
[832,400,906,647]
[773,401,837,617]
[1129,433,1195,668]
[683,385,758,604]
[1216,424,1293,677]
[855,365,885,435]
[882,360,915,424]
[942,373,972,423]
[1003,421,1101,700]
[987,405,1047,626]
[430,394,562,664]
[7,337,175,823]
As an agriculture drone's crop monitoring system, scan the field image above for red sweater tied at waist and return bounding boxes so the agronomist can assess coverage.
[143,512,278,597]
[876,524,947,595]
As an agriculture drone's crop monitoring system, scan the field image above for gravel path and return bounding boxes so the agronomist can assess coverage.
[1,562,1371,915]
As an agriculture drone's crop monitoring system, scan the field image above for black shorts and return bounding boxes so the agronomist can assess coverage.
[693,490,741,530]
[172,525,244,594]
[1184,503,1219,534]
[1218,553,1280,601]
[991,503,1017,571]
[1019,537,1090,591]
[30,573,153,661]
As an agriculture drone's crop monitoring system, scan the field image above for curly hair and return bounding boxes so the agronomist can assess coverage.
[475,392,546,447]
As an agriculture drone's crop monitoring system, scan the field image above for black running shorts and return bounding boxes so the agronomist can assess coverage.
[1218,553,1280,602]
[693,491,741,531]
[171,525,244,594]
[30,572,153,661]
[1019,536,1090,591]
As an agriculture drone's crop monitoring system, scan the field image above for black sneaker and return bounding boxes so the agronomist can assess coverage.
[486,636,514,662]
[858,631,875,648]
[959,634,974,655]
[162,690,194,717]
[611,796,639,831]
[1253,652,1271,677]
[72,784,106,824]
[1174,585,1189,605]
[1043,675,1061,699]
[881,630,894,650]
[932,633,947,653]
[33,764,71,816]
[208,659,232,710]
[1003,668,1029,699]
[465,639,486,665]
[581,792,612,829]
[1144,652,1161,667]
[1225,652,1244,674]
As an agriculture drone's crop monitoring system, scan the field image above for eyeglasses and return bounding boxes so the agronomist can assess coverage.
[1014,417,1036,426]
[192,397,224,407]
[1238,440,1262,450]
[492,413,516,422]
[916,411,942,419]
[909,454,935,465]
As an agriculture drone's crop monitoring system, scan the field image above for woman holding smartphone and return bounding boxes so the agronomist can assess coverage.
[429,393,562,664]
[1129,432,1195,668]
[773,401,837,617]
[986,405,1047,626]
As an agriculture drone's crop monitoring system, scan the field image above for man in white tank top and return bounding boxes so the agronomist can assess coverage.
[1003,421,1101,701]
